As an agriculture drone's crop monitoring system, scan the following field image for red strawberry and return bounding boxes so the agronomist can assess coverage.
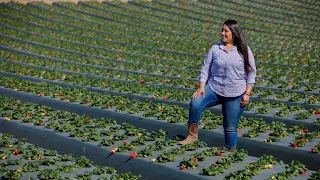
[60,97,65,101]
[89,100,93,102]
[304,129,308,133]
[193,158,198,162]
[28,113,32,117]
[39,155,43,159]
[41,122,45,126]
[237,128,241,132]
[110,149,116,154]
[302,171,307,175]
[314,111,320,114]
[292,143,297,148]
[123,141,128,145]
[151,96,155,98]
[39,93,44,97]
[161,79,165,83]
[163,97,167,100]
[217,151,222,156]
[301,138,305,142]
[14,150,19,155]
[242,133,246,137]
[311,147,316,152]
[180,165,185,170]
[130,152,137,159]
[87,117,91,121]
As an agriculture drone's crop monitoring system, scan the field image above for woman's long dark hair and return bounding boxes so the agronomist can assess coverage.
[223,20,251,75]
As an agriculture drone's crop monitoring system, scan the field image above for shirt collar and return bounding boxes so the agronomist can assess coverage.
[218,41,238,51]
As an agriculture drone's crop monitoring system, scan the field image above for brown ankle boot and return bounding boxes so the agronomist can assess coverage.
[177,124,198,145]
[228,147,237,152]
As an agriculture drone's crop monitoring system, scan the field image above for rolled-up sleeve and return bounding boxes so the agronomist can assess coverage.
[246,47,256,86]
[199,47,214,83]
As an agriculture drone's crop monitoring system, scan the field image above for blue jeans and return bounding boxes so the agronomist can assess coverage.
[188,84,245,149]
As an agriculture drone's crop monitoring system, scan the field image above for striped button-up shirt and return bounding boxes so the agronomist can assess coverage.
[199,41,256,97]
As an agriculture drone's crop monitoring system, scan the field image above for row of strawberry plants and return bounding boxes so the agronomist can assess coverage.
[1,75,319,150]
[0,98,317,179]
[6,2,319,68]
[0,133,141,180]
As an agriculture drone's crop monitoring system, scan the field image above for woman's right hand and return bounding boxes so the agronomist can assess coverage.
[192,87,205,99]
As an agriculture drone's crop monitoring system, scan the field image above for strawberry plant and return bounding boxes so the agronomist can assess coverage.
[266,128,288,142]
[117,142,136,152]
[137,146,153,158]
[130,137,146,146]
[75,156,93,168]
[267,160,308,179]
[2,169,22,179]
[179,157,199,169]
[22,162,40,172]
[56,164,76,173]
[70,128,85,137]
[110,172,141,180]
[310,170,320,180]
[190,152,207,161]
[42,158,56,166]
[295,111,312,120]
[155,152,176,163]
[201,150,248,176]
[92,166,117,175]
[82,132,100,142]
[44,150,57,156]
[287,124,308,135]
[38,169,60,179]
[56,154,75,162]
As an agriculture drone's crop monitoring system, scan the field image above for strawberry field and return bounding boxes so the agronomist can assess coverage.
[0,0,319,179]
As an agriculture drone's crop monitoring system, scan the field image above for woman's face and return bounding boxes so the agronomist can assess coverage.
[221,24,233,44]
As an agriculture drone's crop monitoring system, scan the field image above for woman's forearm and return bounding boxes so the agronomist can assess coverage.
[200,82,206,89]
[245,84,253,95]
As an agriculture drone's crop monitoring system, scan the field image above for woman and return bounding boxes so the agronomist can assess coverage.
[178,20,256,152]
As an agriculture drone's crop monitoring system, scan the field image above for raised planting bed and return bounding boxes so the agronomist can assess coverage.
[0,102,317,179]
[0,85,319,170]
[0,133,141,180]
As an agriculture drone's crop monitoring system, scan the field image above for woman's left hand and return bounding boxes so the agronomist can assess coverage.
[240,94,250,107]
